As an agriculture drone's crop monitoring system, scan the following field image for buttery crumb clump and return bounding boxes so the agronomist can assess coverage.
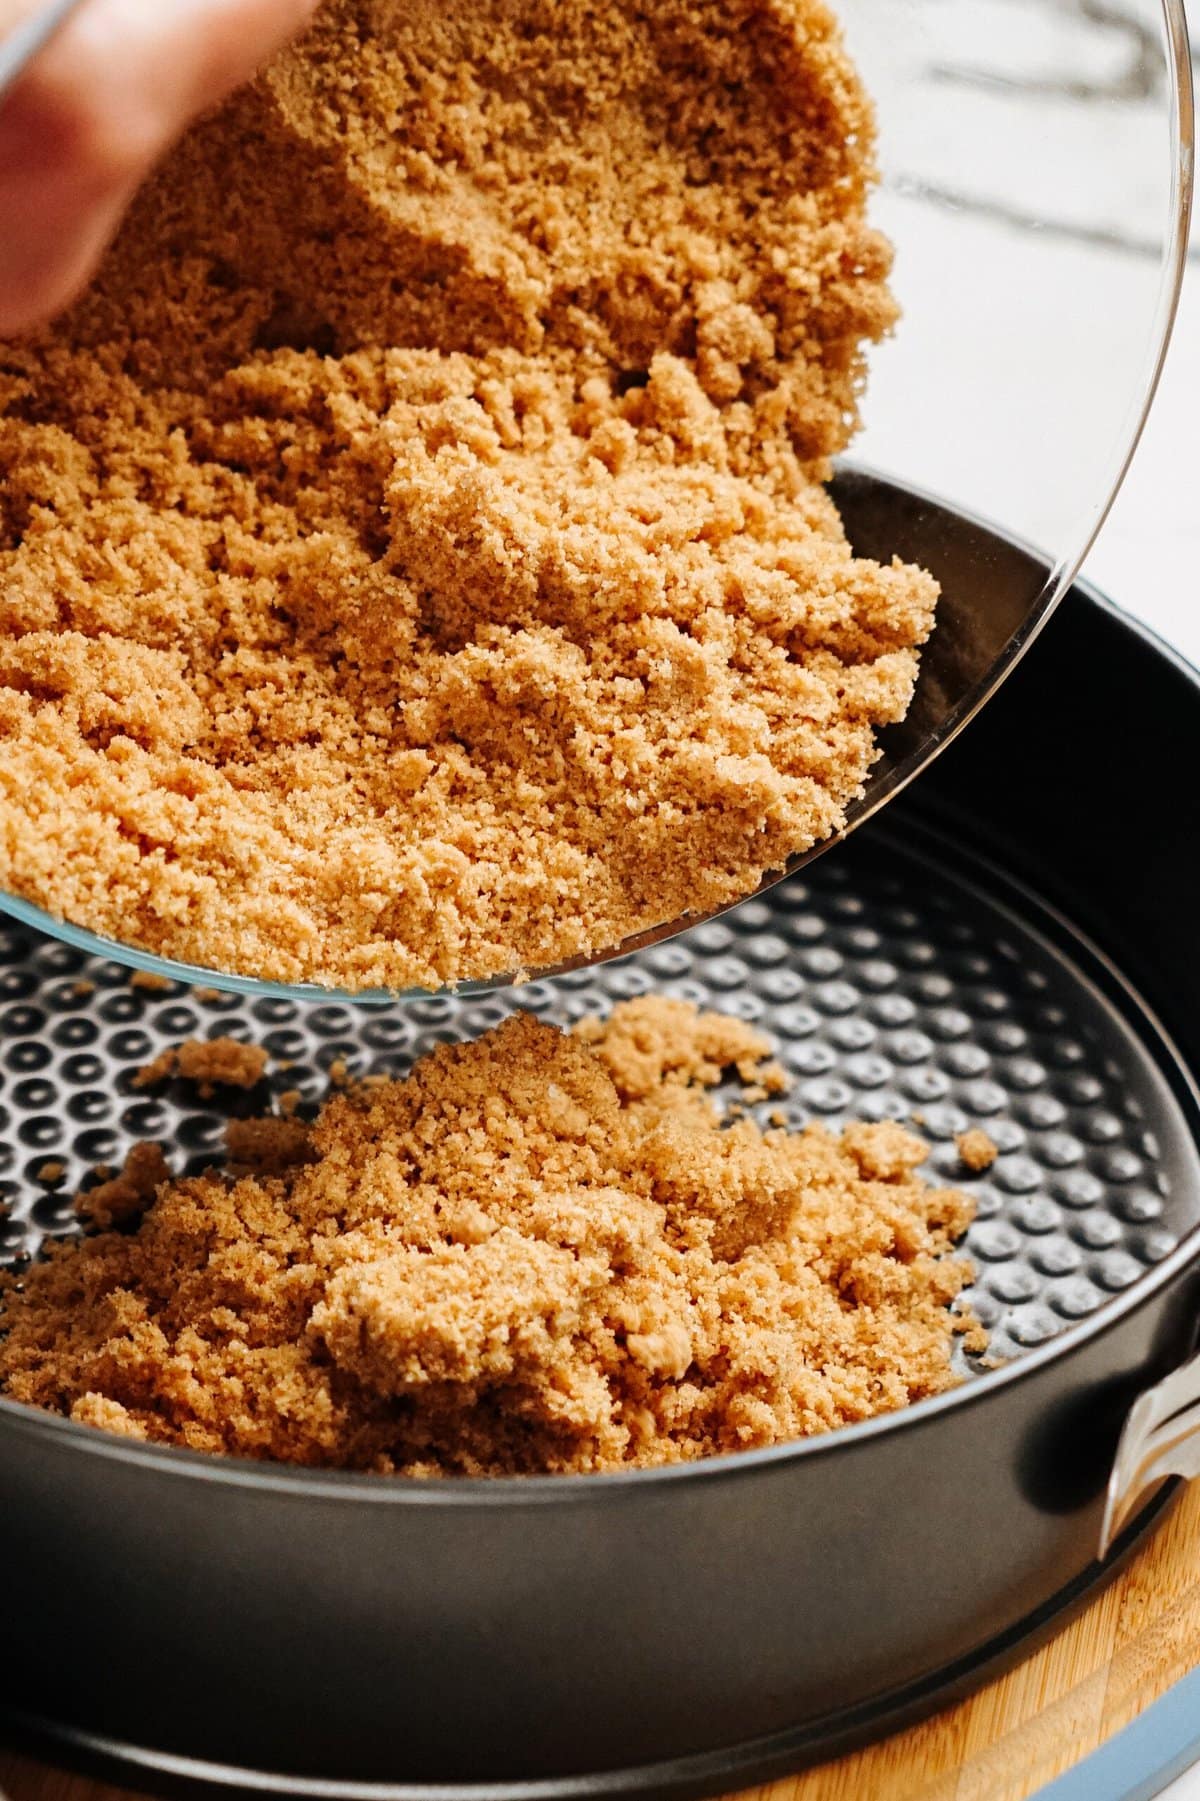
[0,1000,977,1474]
[0,0,936,992]
[80,1142,172,1229]
[134,1037,269,1095]
[956,1129,999,1173]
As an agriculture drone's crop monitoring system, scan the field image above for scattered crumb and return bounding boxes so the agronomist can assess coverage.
[71,980,95,999]
[0,0,936,992]
[134,1038,269,1096]
[768,1108,789,1128]
[327,1059,351,1089]
[191,989,222,1004]
[130,970,173,993]
[177,1038,269,1092]
[277,1088,303,1117]
[956,1129,999,1173]
[36,1162,65,1184]
[77,1142,170,1228]
[1,999,977,1475]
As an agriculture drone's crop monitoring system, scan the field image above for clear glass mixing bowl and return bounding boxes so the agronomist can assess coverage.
[840,0,1193,564]
[0,0,1192,1004]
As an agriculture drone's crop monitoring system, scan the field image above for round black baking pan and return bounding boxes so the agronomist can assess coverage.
[3,475,1200,1799]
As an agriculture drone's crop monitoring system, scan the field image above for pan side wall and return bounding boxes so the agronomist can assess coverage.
[2,1260,1197,1786]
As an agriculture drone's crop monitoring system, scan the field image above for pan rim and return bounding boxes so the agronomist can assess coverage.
[3,587,1198,1508]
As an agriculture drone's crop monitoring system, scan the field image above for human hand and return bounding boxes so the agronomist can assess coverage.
[0,0,319,336]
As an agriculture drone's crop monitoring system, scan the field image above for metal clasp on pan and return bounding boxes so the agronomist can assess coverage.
[1101,1353,1200,1558]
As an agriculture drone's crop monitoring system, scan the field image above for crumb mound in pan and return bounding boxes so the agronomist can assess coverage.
[0,0,936,991]
[0,1000,979,1475]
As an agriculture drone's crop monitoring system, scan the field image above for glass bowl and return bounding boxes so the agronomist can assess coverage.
[0,0,1192,1004]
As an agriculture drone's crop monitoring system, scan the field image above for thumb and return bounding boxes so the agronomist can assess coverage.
[0,0,320,336]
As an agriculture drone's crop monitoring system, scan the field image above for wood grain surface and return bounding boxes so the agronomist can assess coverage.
[4,1482,1200,1801]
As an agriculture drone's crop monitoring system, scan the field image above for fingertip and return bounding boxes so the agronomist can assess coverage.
[0,184,135,339]
[0,0,323,337]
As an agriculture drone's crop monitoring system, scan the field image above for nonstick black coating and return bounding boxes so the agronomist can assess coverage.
[3,477,1200,1797]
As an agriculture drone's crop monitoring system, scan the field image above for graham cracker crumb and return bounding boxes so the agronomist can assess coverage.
[134,1038,269,1095]
[278,1088,303,1117]
[841,1120,930,1181]
[36,1162,65,1184]
[0,0,935,992]
[573,998,787,1101]
[71,980,95,999]
[956,1129,999,1173]
[70,1392,149,1440]
[1,999,977,1474]
[225,1115,314,1175]
[78,1142,170,1228]
[130,1047,177,1090]
[176,1038,268,1092]
[192,989,222,1004]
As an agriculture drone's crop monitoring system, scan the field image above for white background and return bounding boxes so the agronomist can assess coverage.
[1088,264,1199,667]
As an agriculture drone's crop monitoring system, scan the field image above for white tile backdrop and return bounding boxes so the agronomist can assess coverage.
[837,0,1199,663]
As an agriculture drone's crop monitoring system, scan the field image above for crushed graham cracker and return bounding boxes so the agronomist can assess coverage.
[0,999,978,1474]
[956,1129,999,1173]
[0,0,936,992]
[78,1142,171,1228]
[134,1037,269,1095]
[129,970,174,993]
[225,1115,314,1175]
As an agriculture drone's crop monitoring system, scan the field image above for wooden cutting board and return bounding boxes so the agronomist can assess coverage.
[5,1482,1200,1801]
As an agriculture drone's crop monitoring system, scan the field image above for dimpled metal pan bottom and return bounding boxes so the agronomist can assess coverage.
[0,820,1193,1370]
